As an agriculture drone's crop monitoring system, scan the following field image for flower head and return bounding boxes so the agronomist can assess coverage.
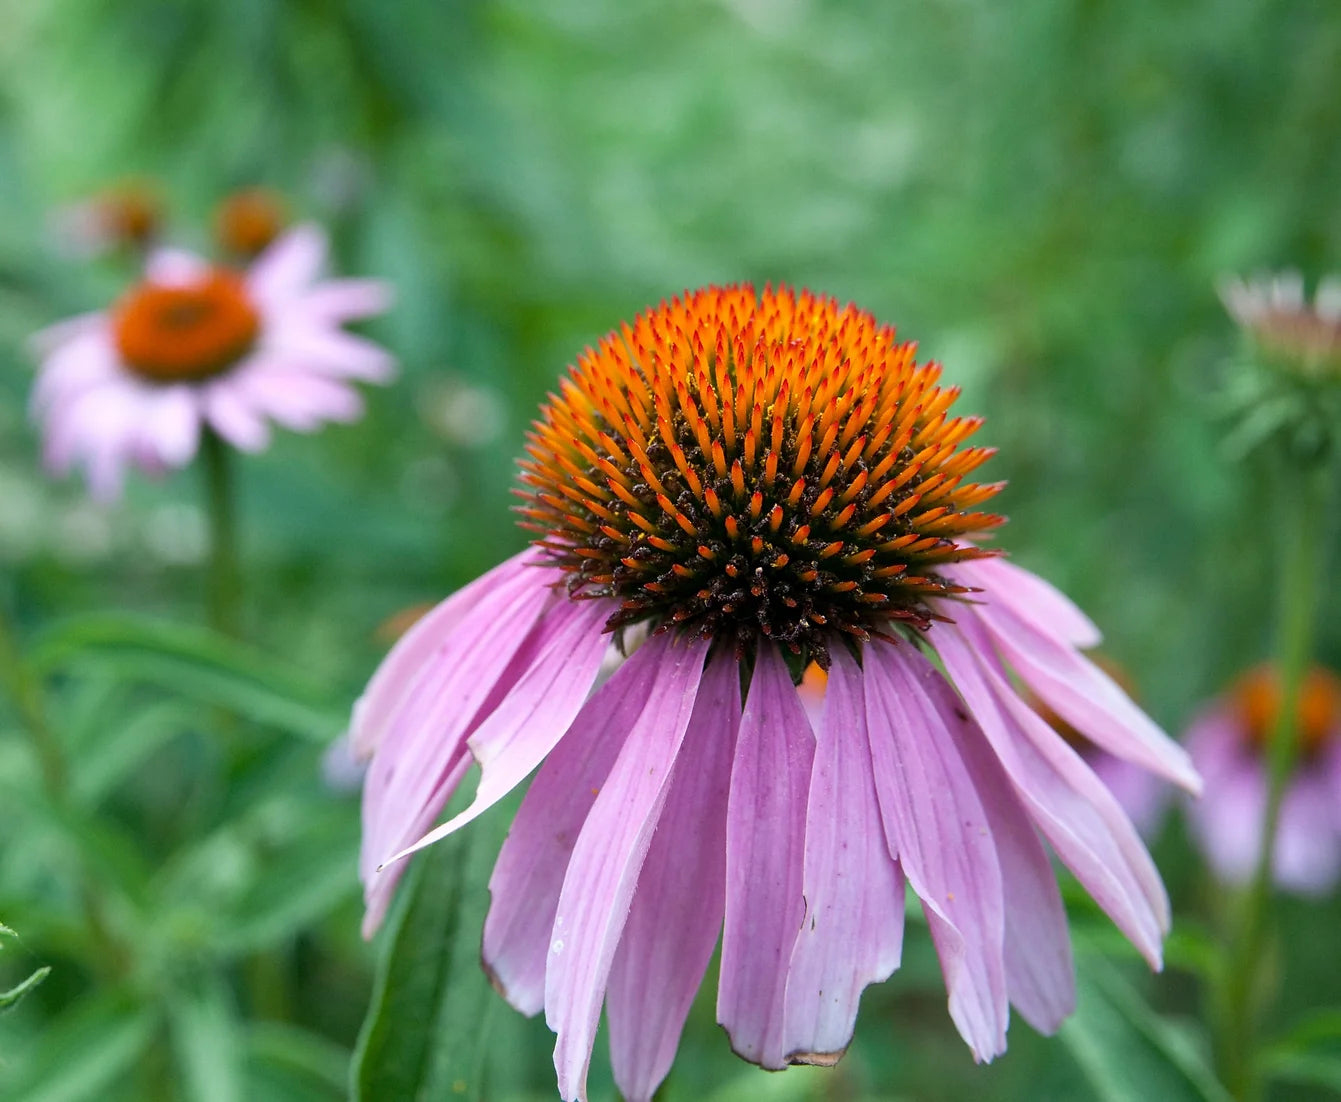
[1220,272,1341,378]
[355,286,1198,1101]
[1186,664,1341,895]
[50,180,163,258]
[31,225,394,501]
[214,188,288,259]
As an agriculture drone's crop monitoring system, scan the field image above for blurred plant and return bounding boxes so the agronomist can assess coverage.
[351,287,1199,1101]
[1212,273,1341,1099]
[48,180,163,261]
[0,924,50,1013]
[213,188,288,261]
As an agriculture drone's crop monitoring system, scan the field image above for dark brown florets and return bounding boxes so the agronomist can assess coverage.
[516,285,1005,668]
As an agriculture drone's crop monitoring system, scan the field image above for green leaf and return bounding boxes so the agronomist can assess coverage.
[0,992,155,1102]
[0,965,50,1011]
[246,1022,349,1095]
[350,816,503,1102]
[1260,1008,1341,1095]
[29,614,349,743]
[168,974,244,1102]
[1059,948,1232,1102]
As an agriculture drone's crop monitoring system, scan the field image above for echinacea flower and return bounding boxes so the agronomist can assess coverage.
[50,180,163,259]
[1186,664,1341,895]
[214,188,288,259]
[1220,271,1341,377]
[355,286,1199,1101]
[31,225,393,501]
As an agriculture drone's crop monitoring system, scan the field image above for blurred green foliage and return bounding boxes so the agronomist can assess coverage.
[0,0,1339,1098]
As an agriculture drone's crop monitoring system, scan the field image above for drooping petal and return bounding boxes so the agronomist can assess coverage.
[383,596,611,864]
[1087,750,1170,840]
[350,549,540,760]
[291,278,394,323]
[230,360,364,430]
[268,325,397,383]
[935,620,1169,967]
[781,645,904,1066]
[1274,765,1341,895]
[138,384,201,467]
[864,641,1009,1062]
[202,381,272,452]
[545,633,711,1102]
[1184,709,1263,887]
[483,634,666,1016]
[718,643,815,1070]
[934,668,1075,1034]
[360,565,558,892]
[247,224,329,306]
[965,598,1199,791]
[31,326,120,414]
[605,647,740,1102]
[952,557,1101,650]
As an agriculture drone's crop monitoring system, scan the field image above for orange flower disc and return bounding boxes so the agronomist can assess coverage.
[215,188,287,258]
[1233,665,1341,756]
[112,270,260,383]
[517,285,1005,666]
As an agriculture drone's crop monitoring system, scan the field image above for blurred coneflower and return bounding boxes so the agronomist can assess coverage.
[1220,272,1341,378]
[50,180,163,259]
[1186,665,1341,896]
[31,224,394,503]
[354,286,1199,1102]
[214,187,288,259]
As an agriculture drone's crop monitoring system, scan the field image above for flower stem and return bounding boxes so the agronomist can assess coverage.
[201,428,241,637]
[1216,460,1333,1099]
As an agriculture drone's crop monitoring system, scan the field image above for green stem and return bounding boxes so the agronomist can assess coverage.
[0,602,130,980]
[201,429,241,637]
[1216,461,1333,1099]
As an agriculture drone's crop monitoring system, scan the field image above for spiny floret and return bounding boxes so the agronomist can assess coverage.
[516,284,1004,667]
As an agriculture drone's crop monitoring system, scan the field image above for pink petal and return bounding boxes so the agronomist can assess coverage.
[30,310,105,358]
[382,597,611,865]
[138,385,201,467]
[545,633,711,1102]
[247,224,329,306]
[361,566,558,886]
[965,599,1199,791]
[230,360,365,430]
[350,549,541,760]
[1274,765,1341,895]
[202,381,272,452]
[864,641,1009,1062]
[717,643,815,1070]
[934,620,1169,968]
[483,632,667,1016]
[1087,750,1170,840]
[291,278,394,323]
[605,647,740,1102]
[31,326,119,413]
[952,557,1102,650]
[1185,710,1263,886]
[781,645,904,1066]
[936,675,1075,1034]
[145,248,211,287]
[265,326,397,383]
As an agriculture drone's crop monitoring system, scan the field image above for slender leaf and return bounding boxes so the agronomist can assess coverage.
[30,615,349,742]
[168,974,244,1102]
[0,992,154,1102]
[247,1022,349,1094]
[1059,948,1231,1102]
[350,813,503,1102]
[0,966,50,1011]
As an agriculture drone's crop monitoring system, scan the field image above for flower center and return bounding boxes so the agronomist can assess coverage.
[1233,665,1341,756]
[518,285,1004,667]
[215,188,286,258]
[112,270,260,383]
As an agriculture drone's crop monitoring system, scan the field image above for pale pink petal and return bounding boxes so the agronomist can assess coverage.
[291,278,394,323]
[952,557,1101,649]
[864,641,1009,1061]
[264,326,397,383]
[717,643,814,1070]
[483,636,662,1016]
[1274,766,1341,895]
[936,676,1075,1033]
[230,360,364,430]
[247,224,328,306]
[361,566,559,887]
[138,385,201,467]
[350,549,541,760]
[30,311,105,358]
[964,599,1198,790]
[145,248,211,287]
[781,645,904,1066]
[606,647,740,1102]
[934,620,1169,968]
[1185,709,1263,886]
[545,633,710,1102]
[382,597,612,864]
[31,327,120,413]
[1087,751,1170,840]
[202,381,272,452]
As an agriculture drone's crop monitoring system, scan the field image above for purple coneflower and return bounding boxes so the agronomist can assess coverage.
[32,225,393,501]
[355,286,1199,1101]
[1186,665,1341,895]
